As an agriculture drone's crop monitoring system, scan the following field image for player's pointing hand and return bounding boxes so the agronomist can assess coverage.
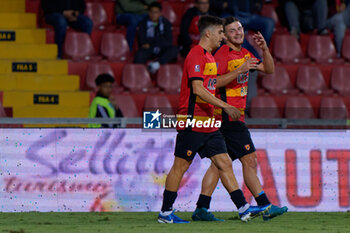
[252,31,268,51]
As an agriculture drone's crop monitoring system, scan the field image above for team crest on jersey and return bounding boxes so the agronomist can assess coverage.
[187,150,193,156]
[195,65,200,72]
[245,144,250,151]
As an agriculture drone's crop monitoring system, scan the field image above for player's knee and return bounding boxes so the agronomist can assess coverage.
[242,153,257,169]
[215,156,232,172]
[173,158,191,173]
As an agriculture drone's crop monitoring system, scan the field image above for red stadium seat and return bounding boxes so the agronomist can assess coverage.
[100,32,130,61]
[85,2,108,30]
[113,94,140,117]
[341,36,350,61]
[157,64,182,93]
[307,35,342,63]
[122,64,159,93]
[296,66,333,95]
[331,66,350,96]
[262,66,299,94]
[63,32,101,61]
[319,97,348,119]
[260,4,280,26]
[86,63,123,93]
[162,2,177,26]
[250,96,281,118]
[273,35,309,63]
[144,95,175,115]
[285,96,315,119]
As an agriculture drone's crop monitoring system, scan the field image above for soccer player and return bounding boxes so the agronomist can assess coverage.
[192,16,288,222]
[158,15,270,224]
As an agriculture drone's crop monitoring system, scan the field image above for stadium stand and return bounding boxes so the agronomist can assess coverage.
[0,0,90,121]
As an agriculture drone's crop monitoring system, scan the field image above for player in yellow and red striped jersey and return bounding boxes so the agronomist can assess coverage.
[158,15,271,224]
[192,16,288,222]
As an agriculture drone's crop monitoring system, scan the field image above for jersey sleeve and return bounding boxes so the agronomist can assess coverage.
[214,50,228,76]
[187,54,206,81]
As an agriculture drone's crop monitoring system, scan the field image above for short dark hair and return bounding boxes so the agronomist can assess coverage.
[224,16,240,27]
[95,73,114,86]
[198,15,223,37]
[148,2,162,10]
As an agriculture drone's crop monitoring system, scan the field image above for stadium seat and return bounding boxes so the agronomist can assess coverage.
[285,96,315,119]
[260,4,280,26]
[64,32,101,61]
[144,95,174,115]
[341,36,350,61]
[86,63,123,93]
[157,64,182,93]
[296,66,333,95]
[85,2,108,30]
[331,66,350,96]
[273,35,309,63]
[122,64,159,93]
[307,35,342,63]
[162,1,177,26]
[262,66,299,94]
[100,32,130,61]
[319,97,348,119]
[113,94,140,117]
[249,96,281,118]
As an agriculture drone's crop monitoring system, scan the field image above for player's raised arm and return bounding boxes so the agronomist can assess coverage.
[192,80,241,120]
[253,31,274,74]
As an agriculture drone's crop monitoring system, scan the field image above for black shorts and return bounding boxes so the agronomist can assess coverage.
[220,121,256,161]
[174,130,227,161]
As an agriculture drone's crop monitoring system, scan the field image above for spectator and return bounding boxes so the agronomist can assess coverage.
[215,0,275,45]
[134,2,178,73]
[116,0,156,50]
[89,74,123,128]
[326,0,350,56]
[42,0,93,59]
[178,0,213,57]
[281,0,328,39]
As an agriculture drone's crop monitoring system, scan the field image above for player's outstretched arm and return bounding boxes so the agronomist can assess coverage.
[216,58,259,88]
[253,31,274,74]
[192,80,241,120]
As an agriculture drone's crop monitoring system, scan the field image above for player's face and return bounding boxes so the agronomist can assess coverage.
[148,7,161,22]
[225,21,244,45]
[210,25,226,49]
[98,82,113,98]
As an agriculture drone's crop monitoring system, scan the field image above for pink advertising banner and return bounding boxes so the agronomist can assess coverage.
[0,129,349,212]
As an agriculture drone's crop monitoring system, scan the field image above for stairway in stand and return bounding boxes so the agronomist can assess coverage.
[0,0,90,127]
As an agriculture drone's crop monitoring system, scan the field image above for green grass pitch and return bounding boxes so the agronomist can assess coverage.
[0,212,349,233]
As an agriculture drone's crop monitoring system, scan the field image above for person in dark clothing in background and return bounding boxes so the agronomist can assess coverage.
[210,0,275,45]
[116,0,156,51]
[89,74,123,128]
[134,2,178,73]
[178,0,213,57]
[41,0,93,59]
[280,0,328,39]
